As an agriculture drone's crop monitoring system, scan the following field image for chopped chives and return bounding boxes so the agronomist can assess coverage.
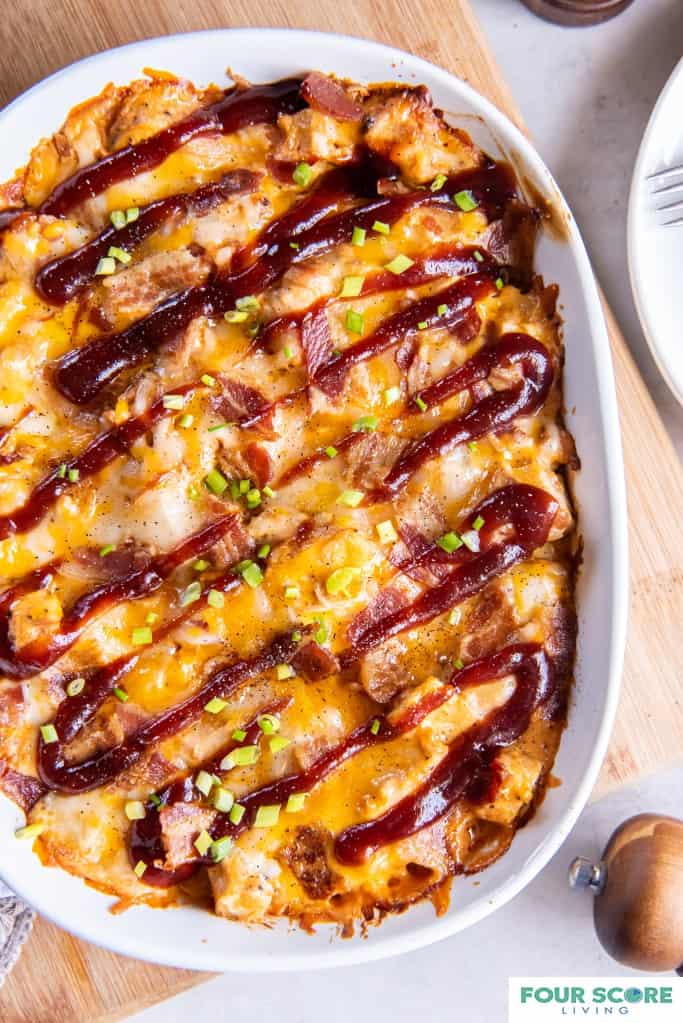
[337,489,364,507]
[110,209,126,229]
[283,344,294,359]
[246,488,261,509]
[194,559,209,571]
[370,718,381,735]
[231,728,247,743]
[468,441,478,452]
[210,835,233,862]
[99,544,115,557]
[415,395,428,412]
[351,226,366,246]
[430,173,447,192]
[57,463,67,478]
[178,413,194,428]
[195,770,215,796]
[289,241,300,250]
[40,724,58,744]
[417,320,428,330]
[495,277,504,291]
[269,735,290,754]
[254,804,280,828]
[229,745,260,766]
[437,532,463,553]
[207,588,224,609]
[276,663,295,680]
[146,612,159,625]
[291,630,302,642]
[258,714,280,735]
[132,626,153,645]
[149,793,162,808]
[325,445,338,458]
[454,189,478,212]
[293,162,313,186]
[385,254,414,275]
[204,697,227,715]
[204,468,228,495]
[134,860,147,878]
[286,793,306,813]
[384,386,401,406]
[212,787,234,814]
[180,581,202,606]
[194,830,213,856]
[284,585,300,601]
[325,566,359,596]
[107,245,131,265]
[67,468,79,483]
[241,561,263,588]
[162,394,184,410]
[257,543,271,558]
[474,250,484,263]
[351,415,378,433]
[376,520,398,544]
[95,256,116,276]
[372,220,390,235]
[229,803,246,825]
[448,608,461,626]
[66,677,85,697]
[224,309,248,323]
[340,275,364,298]
[345,309,364,334]
[201,374,216,387]
[15,823,45,841]
[126,207,140,223]
[437,303,448,316]
[262,485,276,498]
[453,658,464,670]
[235,295,259,312]
[473,515,485,531]
[125,800,145,821]
[113,686,129,703]
[188,483,200,501]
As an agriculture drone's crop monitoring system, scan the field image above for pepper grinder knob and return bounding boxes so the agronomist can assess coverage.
[568,814,683,973]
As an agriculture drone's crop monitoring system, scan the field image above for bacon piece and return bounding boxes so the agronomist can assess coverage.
[214,377,272,424]
[348,585,411,651]
[70,543,151,582]
[301,73,363,122]
[159,802,216,869]
[389,523,453,586]
[344,431,405,491]
[292,641,339,682]
[359,635,414,704]
[300,307,334,381]
[282,825,339,898]
[244,442,272,488]
[0,760,45,812]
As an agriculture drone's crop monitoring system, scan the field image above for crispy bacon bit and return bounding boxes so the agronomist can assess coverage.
[359,636,414,704]
[282,825,339,898]
[344,432,405,491]
[0,760,45,812]
[301,73,363,122]
[244,442,272,488]
[159,802,216,869]
[390,523,453,585]
[292,641,339,682]
[214,377,272,425]
[348,585,411,650]
[300,307,334,381]
[71,543,150,581]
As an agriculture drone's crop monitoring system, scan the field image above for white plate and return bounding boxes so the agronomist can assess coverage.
[629,57,683,405]
[0,29,628,972]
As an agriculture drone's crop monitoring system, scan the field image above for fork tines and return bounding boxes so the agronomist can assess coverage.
[648,162,683,226]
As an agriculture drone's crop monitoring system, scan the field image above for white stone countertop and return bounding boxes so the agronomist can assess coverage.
[131,4,683,1018]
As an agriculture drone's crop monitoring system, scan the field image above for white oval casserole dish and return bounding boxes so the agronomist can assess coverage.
[0,28,628,972]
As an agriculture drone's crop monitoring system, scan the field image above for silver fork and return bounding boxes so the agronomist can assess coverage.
[647,162,683,226]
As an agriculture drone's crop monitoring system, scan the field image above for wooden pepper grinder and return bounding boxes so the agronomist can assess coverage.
[569,814,683,972]
[521,0,636,25]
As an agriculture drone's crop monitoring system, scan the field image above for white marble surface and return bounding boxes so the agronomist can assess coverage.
[131,5,683,1019]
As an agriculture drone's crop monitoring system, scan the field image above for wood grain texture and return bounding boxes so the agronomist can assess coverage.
[1,0,682,1020]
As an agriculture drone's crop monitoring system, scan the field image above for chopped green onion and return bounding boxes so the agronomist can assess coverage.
[195,770,215,796]
[212,787,234,814]
[284,585,300,601]
[126,207,140,223]
[201,374,216,387]
[132,626,153,646]
[40,724,58,744]
[437,532,463,553]
[473,515,485,531]
[180,581,202,606]
[345,309,364,334]
[325,566,359,596]
[229,803,246,825]
[204,468,228,495]
[291,630,302,643]
[474,250,484,263]
[415,396,428,413]
[283,344,294,359]
[385,254,414,275]
[110,209,126,229]
[95,256,116,276]
[66,677,85,697]
[125,800,145,821]
[149,793,162,808]
[145,612,159,625]
[67,468,79,483]
[262,485,276,498]
[107,245,132,265]
[224,309,248,323]
[495,277,504,291]
[194,829,213,856]
[325,445,338,459]
[468,441,478,452]
[430,173,447,192]
[15,823,45,841]
[453,658,464,670]
[188,483,200,501]
[417,320,428,330]
[207,589,224,609]
[448,608,461,626]
[254,804,280,828]
[370,718,381,735]
[372,220,390,235]
[210,835,233,862]
[286,793,306,813]
[257,543,271,559]
[113,686,129,703]
[269,735,290,754]
[352,415,378,433]
[461,530,481,552]
[99,544,115,557]
[376,520,398,544]
[57,463,67,478]
[337,489,364,507]
[454,190,478,212]
[241,562,263,588]
[313,620,328,645]
[231,728,247,743]
[276,663,295,680]
[437,303,448,316]
[384,386,401,406]
[134,860,147,878]
[289,241,300,250]
[193,559,209,571]
[204,697,227,715]
[258,714,280,735]
[235,295,259,312]
[351,226,366,246]
[229,745,260,767]
[340,275,364,298]
[162,394,184,410]
[245,488,261,509]
[293,162,313,187]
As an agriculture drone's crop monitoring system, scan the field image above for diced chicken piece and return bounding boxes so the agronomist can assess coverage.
[9,590,62,650]
[281,825,338,899]
[275,109,360,164]
[131,469,203,547]
[364,90,480,184]
[99,249,209,322]
[459,581,516,662]
[159,802,216,869]
[192,193,272,267]
[475,748,543,825]
[210,846,280,921]
[107,78,209,149]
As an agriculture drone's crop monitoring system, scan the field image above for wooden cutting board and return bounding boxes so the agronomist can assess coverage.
[2,2,683,1021]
